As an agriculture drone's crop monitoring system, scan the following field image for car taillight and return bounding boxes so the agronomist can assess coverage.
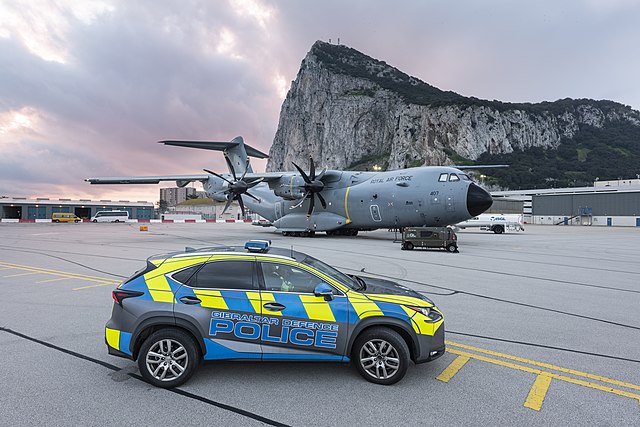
[112,289,144,306]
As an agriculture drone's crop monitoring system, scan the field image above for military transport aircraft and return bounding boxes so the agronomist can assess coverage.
[86,136,494,236]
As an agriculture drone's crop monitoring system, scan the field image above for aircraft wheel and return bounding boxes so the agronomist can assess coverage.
[405,242,414,250]
[282,231,289,236]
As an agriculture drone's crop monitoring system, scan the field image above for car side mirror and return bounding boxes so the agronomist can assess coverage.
[314,283,334,301]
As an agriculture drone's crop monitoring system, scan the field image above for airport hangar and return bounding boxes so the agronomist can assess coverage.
[492,179,640,227]
[0,197,154,221]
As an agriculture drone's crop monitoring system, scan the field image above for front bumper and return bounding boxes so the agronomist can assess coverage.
[415,322,445,364]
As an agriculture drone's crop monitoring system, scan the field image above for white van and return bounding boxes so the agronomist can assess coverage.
[91,210,130,223]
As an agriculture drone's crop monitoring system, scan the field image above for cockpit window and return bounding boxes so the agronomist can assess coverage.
[461,174,471,181]
[449,173,460,182]
[438,173,448,182]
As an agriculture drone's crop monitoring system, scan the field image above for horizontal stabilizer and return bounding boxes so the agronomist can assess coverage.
[159,136,269,159]
[85,174,210,184]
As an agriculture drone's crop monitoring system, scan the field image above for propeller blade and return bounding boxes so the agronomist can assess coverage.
[316,168,327,181]
[290,191,310,210]
[245,192,260,202]
[237,196,246,217]
[317,192,327,209]
[203,169,233,185]
[221,197,234,215]
[239,158,250,181]
[307,195,315,217]
[309,157,315,180]
[246,178,264,188]
[224,154,237,181]
[292,162,311,184]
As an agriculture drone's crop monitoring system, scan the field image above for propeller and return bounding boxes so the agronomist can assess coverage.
[290,156,327,217]
[204,159,263,216]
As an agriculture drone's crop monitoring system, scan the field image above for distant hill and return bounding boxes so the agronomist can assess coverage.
[267,41,640,189]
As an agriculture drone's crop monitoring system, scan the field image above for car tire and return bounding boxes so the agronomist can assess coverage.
[53,220,59,223]
[137,328,199,389]
[405,242,414,250]
[74,220,79,223]
[493,225,504,234]
[447,244,457,253]
[92,219,97,223]
[353,327,410,385]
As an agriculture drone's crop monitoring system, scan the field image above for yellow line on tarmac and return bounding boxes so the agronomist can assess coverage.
[0,267,14,271]
[0,262,113,283]
[3,272,41,278]
[447,340,640,392]
[436,355,470,382]
[72,282,119,291]
[35,277,75,284]
[524,374,553,411]
[447,348,640,408]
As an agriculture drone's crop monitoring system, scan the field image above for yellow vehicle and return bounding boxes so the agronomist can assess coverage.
[52,212,81,223]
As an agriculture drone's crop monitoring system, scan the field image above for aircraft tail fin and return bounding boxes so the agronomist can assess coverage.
[160,136,268,175]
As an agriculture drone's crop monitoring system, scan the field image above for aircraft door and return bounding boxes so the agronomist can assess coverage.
[172,259,263,361]
[257,262,349,360]
[275,201,284,219]
[370,204,382,222]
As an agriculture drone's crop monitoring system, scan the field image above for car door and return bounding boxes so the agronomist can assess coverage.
[172,257,263,360]
[257,261,350,361]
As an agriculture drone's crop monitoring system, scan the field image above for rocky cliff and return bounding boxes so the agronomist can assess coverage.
[267,41,640,188]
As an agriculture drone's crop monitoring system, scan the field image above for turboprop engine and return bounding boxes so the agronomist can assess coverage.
[271,175,307,200]
[204,175,230,202]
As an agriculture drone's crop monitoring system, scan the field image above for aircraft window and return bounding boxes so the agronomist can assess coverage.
[189,261,255,290]
[261,262,323,294]
[449,174,460,182]
[438,173,448,182]
[461,174,471,181]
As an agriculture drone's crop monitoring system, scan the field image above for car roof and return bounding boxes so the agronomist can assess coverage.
[148,246,307,265]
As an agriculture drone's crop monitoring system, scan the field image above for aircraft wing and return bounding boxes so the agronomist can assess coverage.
[85,174,210,184]
[455,165,509,169]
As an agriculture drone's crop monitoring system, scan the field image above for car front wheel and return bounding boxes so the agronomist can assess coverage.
[353,327,410,385]
[138,328,199,388]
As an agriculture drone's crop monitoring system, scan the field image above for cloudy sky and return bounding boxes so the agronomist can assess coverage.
[1,0,639,202]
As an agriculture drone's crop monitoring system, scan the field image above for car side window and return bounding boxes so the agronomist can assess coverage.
[172,264,202,285]
[261,263,322,294]
[188,261,255,290]
[438,173,448,182]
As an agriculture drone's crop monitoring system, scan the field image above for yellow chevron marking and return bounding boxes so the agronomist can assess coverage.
[194,289,228,310]
[105,328,120,350]
[145,275,174,303]
[246,291,263,313]
[436,355,470,382]
[299,295,336,322]
[524,374,553,411]
[348,295,383,319]
[258,292,282,316]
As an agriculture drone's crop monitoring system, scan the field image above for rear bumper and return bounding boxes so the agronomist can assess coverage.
[415,322,445,364]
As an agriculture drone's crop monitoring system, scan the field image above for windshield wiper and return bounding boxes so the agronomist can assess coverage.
[354,275,366,291]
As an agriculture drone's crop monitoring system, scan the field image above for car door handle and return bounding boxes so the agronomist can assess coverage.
[263,302,286,312]
[179,296,201,305]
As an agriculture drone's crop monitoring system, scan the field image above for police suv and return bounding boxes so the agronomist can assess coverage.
[106,240,445,387]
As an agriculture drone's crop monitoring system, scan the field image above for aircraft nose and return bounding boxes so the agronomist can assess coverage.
[466,183,493,217]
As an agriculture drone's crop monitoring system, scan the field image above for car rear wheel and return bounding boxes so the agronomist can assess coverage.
[138,328,199,388]
[493,225,504,234]
[405,242,414,250]
[353,327,409,385]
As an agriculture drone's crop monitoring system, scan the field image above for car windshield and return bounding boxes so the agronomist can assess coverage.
[300,255,358,290]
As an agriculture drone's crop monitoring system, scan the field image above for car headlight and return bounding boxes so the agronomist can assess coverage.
[407,306,443,323]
